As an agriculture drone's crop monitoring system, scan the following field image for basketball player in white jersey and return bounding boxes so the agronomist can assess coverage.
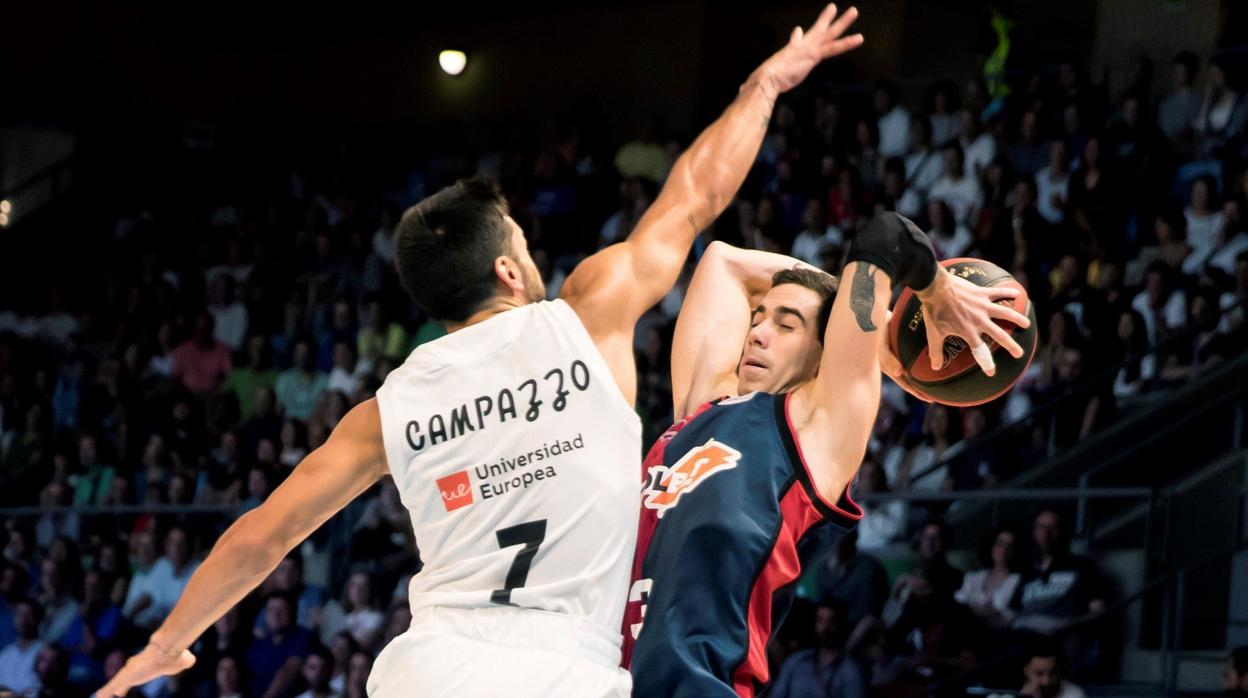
[97,6,863,698]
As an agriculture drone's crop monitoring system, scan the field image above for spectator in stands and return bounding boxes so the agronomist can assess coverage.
[1225,646,1248,697]
[1036,141,1072,226]
[904,117,944,198]
[72,434,114,507]
[221,335,277,422]
[961,110,997,180]
[208,275,249,352]
[326,341,363,397]
[955,524,1023,629]
[874,81,911,158]
[343,650,372,698]
[770,598,868,698]
[1019,642,1087,698]
[295,644,335,698]
[809,531,888,631]
[894,520,963,606]
[334,571,384,652]
[888,402,958,493]
[1112,309,1156,403]
[34,644,72,698]
[172,313,232,396]
[1184,175,1226,275]
[188,607,249,695]
[1014,509,1106,637]
[928,198,972,260]
[274,340,328,424]
[1159,52,1202,144]
[1008,111,1049,178]
[853,459,906,552]
[1132,261,1188,345]
[882,559,978,688]
[929,143,983,225]
[214,654,245,698]
[0,598,45,695]
[1193,57,1247,163]
[257,555,326,636]
[328,632,358,695]
[379,603,411,650]
[246,592,312,698]
[35,558,78,646]
[123,527,196,630]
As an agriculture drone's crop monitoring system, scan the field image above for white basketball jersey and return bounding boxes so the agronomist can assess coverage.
[375,299,641,636]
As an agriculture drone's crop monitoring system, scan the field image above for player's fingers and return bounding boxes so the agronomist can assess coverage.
[924,326,946,371]
[827,5,859,37]
[970,339,997,376]
[825,34,864,56]
[984,322,1024,359]
[987,302,1031,329]
[812,4,838,32]
[791,26,803,44]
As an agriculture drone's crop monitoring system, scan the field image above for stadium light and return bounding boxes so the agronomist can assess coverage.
[439,50,467,76]
[0,200,10,214]
[0,213,8,228]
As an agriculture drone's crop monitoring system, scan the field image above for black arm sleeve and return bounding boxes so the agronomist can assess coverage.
[846,212,939,291]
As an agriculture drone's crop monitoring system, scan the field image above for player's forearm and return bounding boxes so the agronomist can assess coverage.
[149,512,285,653]
[658,68,779,235]
[715,242,816,300]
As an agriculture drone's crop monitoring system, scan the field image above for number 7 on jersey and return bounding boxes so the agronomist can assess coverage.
[490,519,547,605]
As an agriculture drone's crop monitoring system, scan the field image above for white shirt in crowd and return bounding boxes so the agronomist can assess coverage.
[791,225,844,266]
[372,226,397,266]
[904,149,944,195]
[878,106,912,158]
[1181,209,1226,275]
[855,501,907,551]
[963,133,997,178]
[929,175,983,224]
[1035,166,1070,225]
[1131,289,1188,345]
[954,570,1021,621]
[930,223,974,260]
[210,302,249,352]
[0,639,45,696]
[123,557,199,628]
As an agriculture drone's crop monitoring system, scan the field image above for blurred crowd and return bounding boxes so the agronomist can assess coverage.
[1,40,1247,696]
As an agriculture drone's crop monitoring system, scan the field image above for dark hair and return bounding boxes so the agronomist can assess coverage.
[770,268,839,339]
[977,523,1024,571]
[1024,637,1062,665]
[395,177,514,322]
[1232,646,1248,675]
[923,517,953,546]
[1174,51,1199,81]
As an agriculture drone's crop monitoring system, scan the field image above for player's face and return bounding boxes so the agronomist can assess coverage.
[737,284,824,395]
[505,217,547,304]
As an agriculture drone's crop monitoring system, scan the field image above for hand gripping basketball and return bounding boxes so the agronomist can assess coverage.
[916,266,1031,377]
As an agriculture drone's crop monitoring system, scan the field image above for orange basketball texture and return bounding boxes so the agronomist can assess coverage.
[886,258,1038,407]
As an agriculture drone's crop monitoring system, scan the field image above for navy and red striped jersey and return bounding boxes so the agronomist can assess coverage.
[622,390,862,697]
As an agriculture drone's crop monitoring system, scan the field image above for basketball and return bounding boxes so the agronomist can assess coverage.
[887,258,1038,406]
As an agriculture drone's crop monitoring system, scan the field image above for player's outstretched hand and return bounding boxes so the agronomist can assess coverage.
[97,643,195,698]
[916,267,1032,377]
[760,4,863,94]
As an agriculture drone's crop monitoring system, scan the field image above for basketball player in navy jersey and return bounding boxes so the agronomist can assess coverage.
[98,6,865,698]
[623,213,1031,696]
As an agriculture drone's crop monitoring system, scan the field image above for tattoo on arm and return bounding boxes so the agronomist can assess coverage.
[850,263,878,332]
[687,213,700,235]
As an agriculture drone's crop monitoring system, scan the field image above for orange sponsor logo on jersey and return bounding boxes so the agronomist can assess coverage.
[642,439,742,518]
[436,470,474,512]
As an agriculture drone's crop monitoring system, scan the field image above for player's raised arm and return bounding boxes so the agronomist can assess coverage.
[561,4,862,349]
[670,241,820,418]
[97,400,389,698]
[792,213,1031,495]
